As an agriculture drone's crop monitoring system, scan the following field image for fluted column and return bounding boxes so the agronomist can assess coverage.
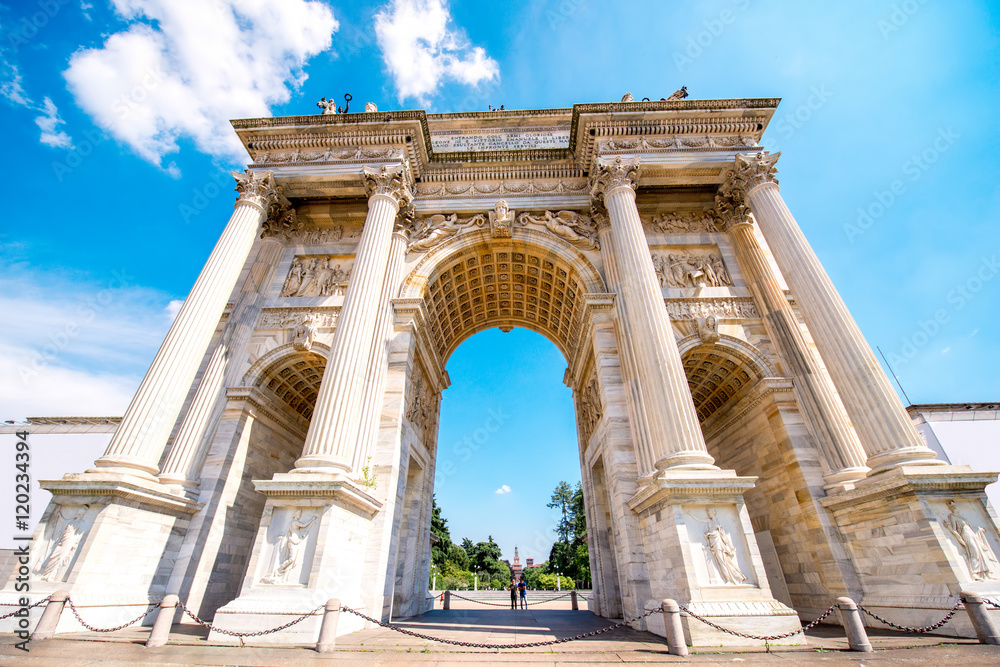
[350,221,409,472]
[593,205,656,474]
[93,170,278,478]
[294,164,412,473]
[157,235,286,491]
[723,152,941,474]
[715,197,869,487]
[590,158,716,472]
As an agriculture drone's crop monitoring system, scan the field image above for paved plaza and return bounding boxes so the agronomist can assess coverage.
[3,601,999,666]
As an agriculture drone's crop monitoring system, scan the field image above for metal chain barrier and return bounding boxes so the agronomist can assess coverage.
[0,595,52,620]
[856,600,962,634]
[66,597,160,633]
[341,604,659,649]
[177,600,323,647]
[680,601,838,647]
[982,597,1000,610]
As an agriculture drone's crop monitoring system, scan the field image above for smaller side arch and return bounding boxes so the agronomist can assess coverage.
[241,341,330,388]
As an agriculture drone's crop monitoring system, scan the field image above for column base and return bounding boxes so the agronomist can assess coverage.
[865,447,947,475]
[821,465,1000,638]
[822,466,870,492]
[629,471,802,646]
[87,455,160,481]
[209,473,383,643]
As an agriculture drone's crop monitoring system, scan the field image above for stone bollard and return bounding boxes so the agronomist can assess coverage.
[836,597,873,652]
[571,590,578,610]
[145,595,179,648]
[444,590,451,610]
[961,591,1000,645]
[31,590,70,641]
[660,599,688,657]
[315,598,341,653]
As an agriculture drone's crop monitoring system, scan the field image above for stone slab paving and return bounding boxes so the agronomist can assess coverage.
[2,606,999,666]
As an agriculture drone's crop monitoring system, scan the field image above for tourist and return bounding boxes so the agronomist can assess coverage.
[508,579,517,609]
[518,577,527,609]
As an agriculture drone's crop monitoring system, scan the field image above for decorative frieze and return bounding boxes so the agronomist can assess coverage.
[652,249,733,288]
[288,225,351,245]
[647,211,720,234]
[281,256,353,297]
[414,179,590,197]
[258,307,341,329]
[407,212,488,253]
[665,298,759,320]
[602,134,758,151]
[253,146,403,164]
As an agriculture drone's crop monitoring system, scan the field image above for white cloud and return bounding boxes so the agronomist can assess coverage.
[0,66,30,107]
[941,347,951,355]
[374,0,499,105]
[165,299,184,322]
[63,0,339,172]
[495,484,511,495]
[35,97,74,148]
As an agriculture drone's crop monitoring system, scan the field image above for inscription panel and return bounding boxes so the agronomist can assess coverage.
[430,129,570,153]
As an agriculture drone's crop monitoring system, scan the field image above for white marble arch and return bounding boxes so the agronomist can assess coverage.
[241,341,331,389]
[675,332,778,379]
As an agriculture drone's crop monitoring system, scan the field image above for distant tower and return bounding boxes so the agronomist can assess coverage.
[511,546,524,580]
[526,557,534,568]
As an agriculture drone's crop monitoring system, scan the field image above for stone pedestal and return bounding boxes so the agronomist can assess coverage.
[209,474,382,643]
[629,472,802,645]
[820,466,1000,637]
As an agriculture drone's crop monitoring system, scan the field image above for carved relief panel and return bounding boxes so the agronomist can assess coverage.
[258,506,321,586]
[651,247,733,288]
[34,504,93,582]
[281,256,354,297]
[683,504,756,587]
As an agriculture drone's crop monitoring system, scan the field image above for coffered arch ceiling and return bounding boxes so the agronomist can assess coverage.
[255,351,327,421]
[413,232,606,365]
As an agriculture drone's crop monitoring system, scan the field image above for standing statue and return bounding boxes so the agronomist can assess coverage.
[261,510,318,584]
[38,506,89,581]
[281,257,304,297]
[317,94,352,115]
[943,501,1000,581]
[666,86,689,101]
[690,508,747,585]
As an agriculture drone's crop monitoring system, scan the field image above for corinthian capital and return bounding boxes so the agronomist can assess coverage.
[722,151,780,201]
[363,164,413,207]
[713,193,751,233]
[590,157,640,199]
[232,169,279,212]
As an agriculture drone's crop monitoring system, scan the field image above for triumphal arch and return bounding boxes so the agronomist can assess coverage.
[8,96,1000,644]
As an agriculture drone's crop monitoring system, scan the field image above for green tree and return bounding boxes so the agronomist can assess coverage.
[547,481,575,543]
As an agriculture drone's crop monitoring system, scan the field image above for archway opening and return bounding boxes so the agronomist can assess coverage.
[430,326,588,596]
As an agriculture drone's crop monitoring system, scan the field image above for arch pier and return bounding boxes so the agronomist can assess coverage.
[9,99,999,644]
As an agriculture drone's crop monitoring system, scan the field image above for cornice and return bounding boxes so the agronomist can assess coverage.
[40,474,203,515]
[820,466,999,512]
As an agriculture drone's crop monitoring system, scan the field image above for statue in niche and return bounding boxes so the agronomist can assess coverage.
[943,501,1000,581]
[489,199,514,238]
[37,506,89,581]
[292,316,317,352]
[408,213,487,253]
[517,210,599,250]
[261,509,318,584]
[689,508,747,585]
[281,258,304,297]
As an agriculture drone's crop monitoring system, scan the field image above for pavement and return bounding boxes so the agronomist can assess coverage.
[2,597,998,666]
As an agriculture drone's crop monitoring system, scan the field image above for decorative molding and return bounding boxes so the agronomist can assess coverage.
[601,134,757,151]
[820,468,1000,513]
[253,146,402,165]
[40,475,202,516]
[665,297,758,320]
[414,179,589,197]
[407,212,488,253]
[258,307,341,329]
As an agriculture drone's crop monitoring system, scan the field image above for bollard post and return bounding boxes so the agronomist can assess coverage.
[31,590,70,641]
[660,599,688,657]
[836,597,873,652]
[961,591,1000,645]
[145,595,179,648]
[571,590,578,610]
[315,598,341,653]
[444,590,451,610]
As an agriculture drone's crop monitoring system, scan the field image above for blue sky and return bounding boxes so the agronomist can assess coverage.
[1,0,998,561]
